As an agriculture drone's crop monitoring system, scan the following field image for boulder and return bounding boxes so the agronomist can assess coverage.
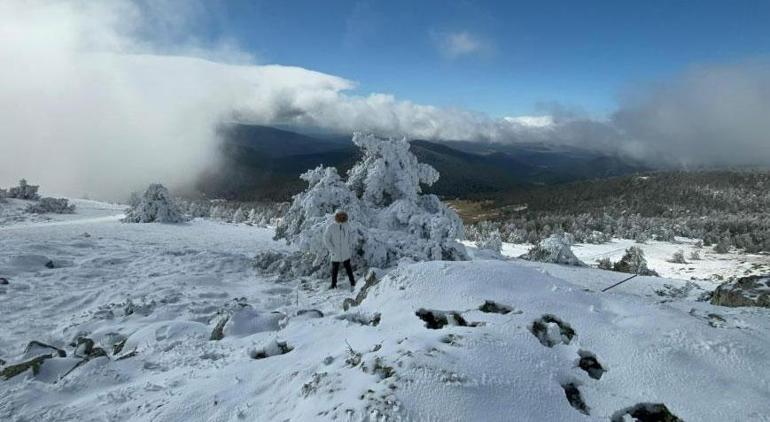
[711,275,770,308]
[24,341,66,359]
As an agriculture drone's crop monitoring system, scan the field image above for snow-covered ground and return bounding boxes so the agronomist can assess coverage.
[500,238,770,286]
[2,199,770,421]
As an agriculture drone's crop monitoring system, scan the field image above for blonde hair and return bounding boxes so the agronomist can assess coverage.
[335,211,348,223]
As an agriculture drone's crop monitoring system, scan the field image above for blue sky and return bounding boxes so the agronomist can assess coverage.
[180,0,770,118]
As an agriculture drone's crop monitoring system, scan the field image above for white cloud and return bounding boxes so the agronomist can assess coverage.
[433,31,488,58]
[1,1,768,201]
[504,115,555,128]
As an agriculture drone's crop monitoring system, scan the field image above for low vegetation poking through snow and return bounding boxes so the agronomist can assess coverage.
[25,197,75,214]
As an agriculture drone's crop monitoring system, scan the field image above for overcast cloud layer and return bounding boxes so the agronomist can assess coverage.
[1,1,769,200]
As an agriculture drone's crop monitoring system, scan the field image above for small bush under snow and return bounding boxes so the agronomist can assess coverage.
[26,197,75,214]
[122,184,185,223]
[522,233,585,266]
[475,230,503,253]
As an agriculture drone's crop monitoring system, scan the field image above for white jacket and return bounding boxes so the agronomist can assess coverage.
[323,221,353,262]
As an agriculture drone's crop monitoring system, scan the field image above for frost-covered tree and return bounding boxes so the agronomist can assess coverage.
[689,250,701,261]
[210,205,225,220]
[122,184,185,223]
[232,207,247,224]
[670,250,688,264]
[597,257,613,270]
[613,246,658,276]
[714,235,731,254]
[26,197,75,214]
[8,179,40,200]
[476,230,503,253]
[247,208,258,224]
[522,233,585,266]
[270,133,467,275]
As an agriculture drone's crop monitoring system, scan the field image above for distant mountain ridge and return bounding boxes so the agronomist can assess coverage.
[196,124,648,201]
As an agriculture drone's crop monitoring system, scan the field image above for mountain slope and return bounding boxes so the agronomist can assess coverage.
[197,125,648,201]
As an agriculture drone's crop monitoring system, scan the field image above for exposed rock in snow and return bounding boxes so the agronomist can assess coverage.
[711,275,770,308]
[122,184,185,223]
[273,133,467,275]
[25,197,75,214]
[249,339,293,359]
[611,403,682,422]
[522,233,586,266]
[7,179,40,200]
[24,341,66,359]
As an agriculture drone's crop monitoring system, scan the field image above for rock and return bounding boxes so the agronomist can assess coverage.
[0,277,8,285]
[296,309,324,319]
[249,340,293,360]
[611,403,681,422]
[711,275,770,308]
[24,341,66,359]
[210,316,229,341]
[73,337,108,360]
[1,354,53,380]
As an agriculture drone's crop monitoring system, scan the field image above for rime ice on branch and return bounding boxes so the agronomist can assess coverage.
[273,133,467,273]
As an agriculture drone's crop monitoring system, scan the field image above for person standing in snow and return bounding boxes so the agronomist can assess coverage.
[324,211,356,289]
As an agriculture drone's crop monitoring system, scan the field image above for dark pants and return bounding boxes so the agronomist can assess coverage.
[331,259,355,288]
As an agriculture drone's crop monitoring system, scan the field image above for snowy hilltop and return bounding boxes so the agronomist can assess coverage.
[1,199,770,421]
[2,143,770,421]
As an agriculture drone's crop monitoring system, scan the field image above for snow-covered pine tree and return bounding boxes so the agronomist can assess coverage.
[8,179,40,200]
[613,246,658,276]
[232,207,247,224]
[522,233,585,266]
[597,257,613,270]
[476,230,503,253]
[122,184,185,223]
[270,133,467,275]
[714,234,732,254]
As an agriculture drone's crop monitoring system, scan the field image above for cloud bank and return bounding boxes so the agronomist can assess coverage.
[1,1,769,200]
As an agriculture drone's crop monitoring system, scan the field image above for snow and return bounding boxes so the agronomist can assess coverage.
[2,199,770,421]
[501,237,770,285]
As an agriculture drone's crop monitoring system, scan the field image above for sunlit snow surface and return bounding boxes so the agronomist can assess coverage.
[1,199,769,421]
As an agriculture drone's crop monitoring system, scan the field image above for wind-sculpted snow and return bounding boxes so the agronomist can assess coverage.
[273,133,467,275]
[1,201,769,421]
